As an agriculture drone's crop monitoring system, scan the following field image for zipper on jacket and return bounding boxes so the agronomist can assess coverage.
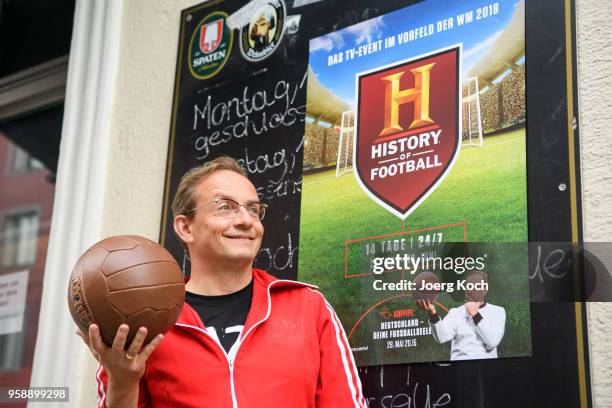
[175,323,238,408]
[229,357,237,408]
[228,280,317,373]
[177,280,316,407]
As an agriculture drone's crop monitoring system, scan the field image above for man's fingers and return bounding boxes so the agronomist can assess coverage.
[111,324,129,353]
[77,332,101,362]
[89,324,107,351]
[76,328,92,345]
[140,334,164,360]
[126,327,148,357]
[416,299,437,316]
[87,325,109,363]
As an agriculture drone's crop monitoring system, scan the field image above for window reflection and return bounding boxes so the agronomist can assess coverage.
[0,107,59,386]
[9,146,44,174]
[2,211,39,268]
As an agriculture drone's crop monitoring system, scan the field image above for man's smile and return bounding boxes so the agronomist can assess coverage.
[223,234,255,240]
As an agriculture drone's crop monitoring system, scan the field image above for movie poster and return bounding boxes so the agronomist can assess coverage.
[298,0,531,365]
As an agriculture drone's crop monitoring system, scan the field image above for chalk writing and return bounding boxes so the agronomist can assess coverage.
[360,364,451,408]
[193,72,308,160]
[530,245,569,282]
[256,232,298,272]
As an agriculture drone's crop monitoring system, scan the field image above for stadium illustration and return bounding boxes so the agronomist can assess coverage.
[303,2,525,176]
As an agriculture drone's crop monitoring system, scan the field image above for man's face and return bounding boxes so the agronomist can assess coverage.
[188,170,264,267]
[464,272,488,303]
[254,16,271,37]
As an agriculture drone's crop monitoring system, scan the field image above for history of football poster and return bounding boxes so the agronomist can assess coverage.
[298,0,532,366]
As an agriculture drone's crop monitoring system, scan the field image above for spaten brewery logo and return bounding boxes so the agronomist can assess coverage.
[239,0,286,62]
[354,46,462,219]
[188,11,233,79]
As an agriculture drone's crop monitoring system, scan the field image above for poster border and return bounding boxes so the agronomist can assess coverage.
[563,0,590,403]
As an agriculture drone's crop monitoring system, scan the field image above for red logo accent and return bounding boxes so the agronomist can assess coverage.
[200,19,224,53]
[393,309,415,318]
[379,307,392,320]
[354,46,461,219]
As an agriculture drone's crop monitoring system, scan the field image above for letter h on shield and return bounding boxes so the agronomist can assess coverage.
[379,63,436,136]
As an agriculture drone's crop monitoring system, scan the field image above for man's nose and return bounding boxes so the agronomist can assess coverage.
[234,206,255,227]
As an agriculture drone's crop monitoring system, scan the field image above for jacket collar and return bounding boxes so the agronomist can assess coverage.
[251,267,318,290]
[176,268,318,328]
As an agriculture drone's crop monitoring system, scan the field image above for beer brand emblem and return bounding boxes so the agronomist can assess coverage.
[354,46,462,219]
[239,0,286,62]
[200,19,223,53]
[188,12,233,79]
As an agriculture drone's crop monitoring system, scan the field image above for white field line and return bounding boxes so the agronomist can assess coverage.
[462,135,524,151]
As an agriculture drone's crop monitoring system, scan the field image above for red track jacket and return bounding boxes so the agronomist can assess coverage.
[96,268,366,407]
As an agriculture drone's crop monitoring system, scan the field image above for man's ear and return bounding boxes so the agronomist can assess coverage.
[174,215,195,245]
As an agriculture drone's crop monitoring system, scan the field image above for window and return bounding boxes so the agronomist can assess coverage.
[0,320,25,372]
[1,211,39,267]
[10,145,44,174]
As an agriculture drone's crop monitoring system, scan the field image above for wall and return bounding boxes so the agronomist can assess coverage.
[101,0,202,239]
[576,0,612,406]
[78,0,202,406]
[77,0,611,406]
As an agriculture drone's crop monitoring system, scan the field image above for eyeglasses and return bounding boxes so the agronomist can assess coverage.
[185,198,268,220]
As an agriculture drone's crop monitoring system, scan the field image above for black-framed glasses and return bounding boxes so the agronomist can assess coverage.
[185,198,267,220]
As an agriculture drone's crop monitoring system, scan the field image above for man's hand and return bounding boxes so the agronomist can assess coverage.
[464,302,481,317]
[76,324,163,407]
[415,299,437,316]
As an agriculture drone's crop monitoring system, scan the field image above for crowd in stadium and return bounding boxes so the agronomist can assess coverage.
[304,63,525,170]
[303,122,340,170]
[481,63,525,133]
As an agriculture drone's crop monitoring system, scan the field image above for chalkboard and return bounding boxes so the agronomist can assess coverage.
[160,0,310,278]
[160,0,592,406]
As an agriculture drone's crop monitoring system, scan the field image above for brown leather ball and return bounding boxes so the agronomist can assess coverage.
[68,235,184,347]
[412,271,441,302]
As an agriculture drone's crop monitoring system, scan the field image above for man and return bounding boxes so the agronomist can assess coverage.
[77,156,366,407]
[250,13,275,49]
[415,271,506,360]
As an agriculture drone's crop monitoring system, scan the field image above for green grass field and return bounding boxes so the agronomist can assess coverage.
[298,128,532,365]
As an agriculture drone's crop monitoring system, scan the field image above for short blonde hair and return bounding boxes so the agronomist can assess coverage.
[171,156,247,220]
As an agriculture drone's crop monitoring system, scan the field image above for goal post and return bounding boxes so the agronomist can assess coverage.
[461,77,484,147]
[335,81,482,177]
[336,110,355,177]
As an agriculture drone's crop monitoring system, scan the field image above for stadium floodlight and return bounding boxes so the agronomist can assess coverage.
[461,77,484,147]
[336,110,355,177]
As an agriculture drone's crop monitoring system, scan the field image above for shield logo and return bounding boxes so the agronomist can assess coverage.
[353,45,461,220]
[200,19,224,53]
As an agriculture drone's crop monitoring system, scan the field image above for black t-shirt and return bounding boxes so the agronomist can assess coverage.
[185,280,253,354]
